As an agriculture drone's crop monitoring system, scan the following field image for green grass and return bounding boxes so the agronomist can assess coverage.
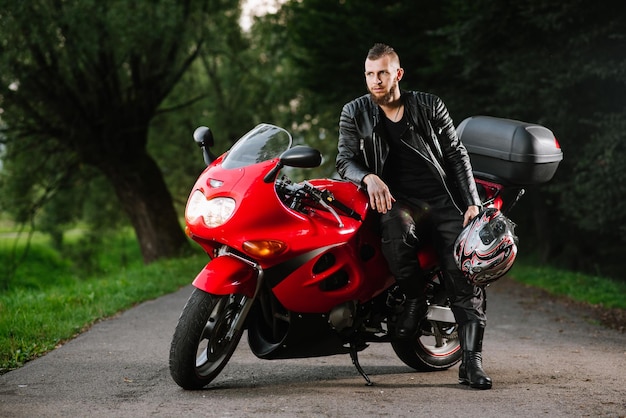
[509,262,626,310]
[0,233,204,373]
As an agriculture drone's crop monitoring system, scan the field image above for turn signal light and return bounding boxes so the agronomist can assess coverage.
[242,240,287,258]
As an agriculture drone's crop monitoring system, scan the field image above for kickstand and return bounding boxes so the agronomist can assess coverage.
[349,342,373,386]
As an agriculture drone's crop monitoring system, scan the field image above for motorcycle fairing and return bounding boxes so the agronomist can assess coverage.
[192,256,257,297]
[270,236,395,313]
[247,309,352,360]
[263,245,340,288]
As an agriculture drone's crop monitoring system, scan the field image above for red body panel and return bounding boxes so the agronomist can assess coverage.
[187,158,396,312]
[192,256,257,298]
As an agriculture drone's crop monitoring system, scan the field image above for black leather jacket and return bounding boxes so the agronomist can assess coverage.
[336,91,481,213]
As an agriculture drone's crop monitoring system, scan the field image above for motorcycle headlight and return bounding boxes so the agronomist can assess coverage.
[186,190,236,227]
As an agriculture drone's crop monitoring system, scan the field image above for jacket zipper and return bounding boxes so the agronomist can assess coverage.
[400,134,463,215]
[363,112,382,176]
[360,138,370,168]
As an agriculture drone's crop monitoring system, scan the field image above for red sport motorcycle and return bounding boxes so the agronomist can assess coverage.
[169,117,562,389]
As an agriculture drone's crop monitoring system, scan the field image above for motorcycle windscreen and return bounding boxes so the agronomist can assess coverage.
[222,124,292,169]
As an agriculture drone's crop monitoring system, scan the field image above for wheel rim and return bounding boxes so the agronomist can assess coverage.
[195,295,244,376]
[417,321,460,357]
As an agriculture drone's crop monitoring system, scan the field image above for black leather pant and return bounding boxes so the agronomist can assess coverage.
[380,195,486,327]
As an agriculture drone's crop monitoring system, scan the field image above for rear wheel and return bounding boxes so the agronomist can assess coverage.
[391,319,461,371]
[169,288,247,389]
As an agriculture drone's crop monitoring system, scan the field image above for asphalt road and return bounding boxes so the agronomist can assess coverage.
[1,279,625,417]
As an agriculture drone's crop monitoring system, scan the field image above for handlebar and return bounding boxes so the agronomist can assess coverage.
[301,181,362,222]
[276,179,362,226]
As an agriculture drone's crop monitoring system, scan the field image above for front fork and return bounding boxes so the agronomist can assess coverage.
[225,290,257,340]
[192,251,263,339]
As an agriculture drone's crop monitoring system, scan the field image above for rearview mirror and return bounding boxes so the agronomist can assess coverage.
[193,126,214,147]
[193,126,216,165]
[279,146,322,168]
[263,146,322,183]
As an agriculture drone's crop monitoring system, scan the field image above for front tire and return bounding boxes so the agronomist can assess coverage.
[169,288,247,389]
[391,320,461,371]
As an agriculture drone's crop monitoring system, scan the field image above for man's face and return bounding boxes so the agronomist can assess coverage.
[364,55,403,106]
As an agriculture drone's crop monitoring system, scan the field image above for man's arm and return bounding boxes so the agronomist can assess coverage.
[336,101,395,213]
[362,174,395,214]
[431,95,482,208]
[336,102,371,186]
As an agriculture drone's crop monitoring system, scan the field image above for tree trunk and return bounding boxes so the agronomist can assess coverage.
[100,150,189,264]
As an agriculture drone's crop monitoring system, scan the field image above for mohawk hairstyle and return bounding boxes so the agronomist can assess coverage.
[367,43,399,63]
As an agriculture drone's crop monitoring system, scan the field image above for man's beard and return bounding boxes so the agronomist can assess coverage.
[369,82,398,106]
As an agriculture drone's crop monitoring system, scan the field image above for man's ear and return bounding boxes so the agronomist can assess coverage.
[396,67,404,81]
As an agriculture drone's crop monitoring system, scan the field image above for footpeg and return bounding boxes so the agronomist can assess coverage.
[426,305,455,323]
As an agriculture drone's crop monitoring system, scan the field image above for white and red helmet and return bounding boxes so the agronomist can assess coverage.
[454,208,518,285]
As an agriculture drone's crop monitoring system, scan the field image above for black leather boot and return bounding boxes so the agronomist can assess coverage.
[458,322,492,389]
[396,298,427,339]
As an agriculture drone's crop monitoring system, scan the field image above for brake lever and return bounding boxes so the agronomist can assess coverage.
[302,182,362,221]
[300,181,342,227]
[322,191,362,222]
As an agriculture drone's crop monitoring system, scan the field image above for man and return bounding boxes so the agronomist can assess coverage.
[336,43,491,389]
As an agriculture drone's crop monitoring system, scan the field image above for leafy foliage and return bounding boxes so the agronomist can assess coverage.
[0,0,240,263]
[565,113,626,236]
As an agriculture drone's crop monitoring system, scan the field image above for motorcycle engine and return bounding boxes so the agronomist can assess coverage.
[328,301,357,332]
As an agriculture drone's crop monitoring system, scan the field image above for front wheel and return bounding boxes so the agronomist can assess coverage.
[169,288,248,389]
[391,320,461,371]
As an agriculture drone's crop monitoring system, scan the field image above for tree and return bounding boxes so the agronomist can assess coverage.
[147,0,301,201]
[0,0,239,263]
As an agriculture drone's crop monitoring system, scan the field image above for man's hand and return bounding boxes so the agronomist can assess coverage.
[463,205,480,227]
[363,174,395,213]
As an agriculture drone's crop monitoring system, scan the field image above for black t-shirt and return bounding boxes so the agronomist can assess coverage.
[381,111,445,200]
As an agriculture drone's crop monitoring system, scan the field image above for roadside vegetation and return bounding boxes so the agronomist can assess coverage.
[511,259,626,311]
[0,230,203,373]
[1,230,624,374]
